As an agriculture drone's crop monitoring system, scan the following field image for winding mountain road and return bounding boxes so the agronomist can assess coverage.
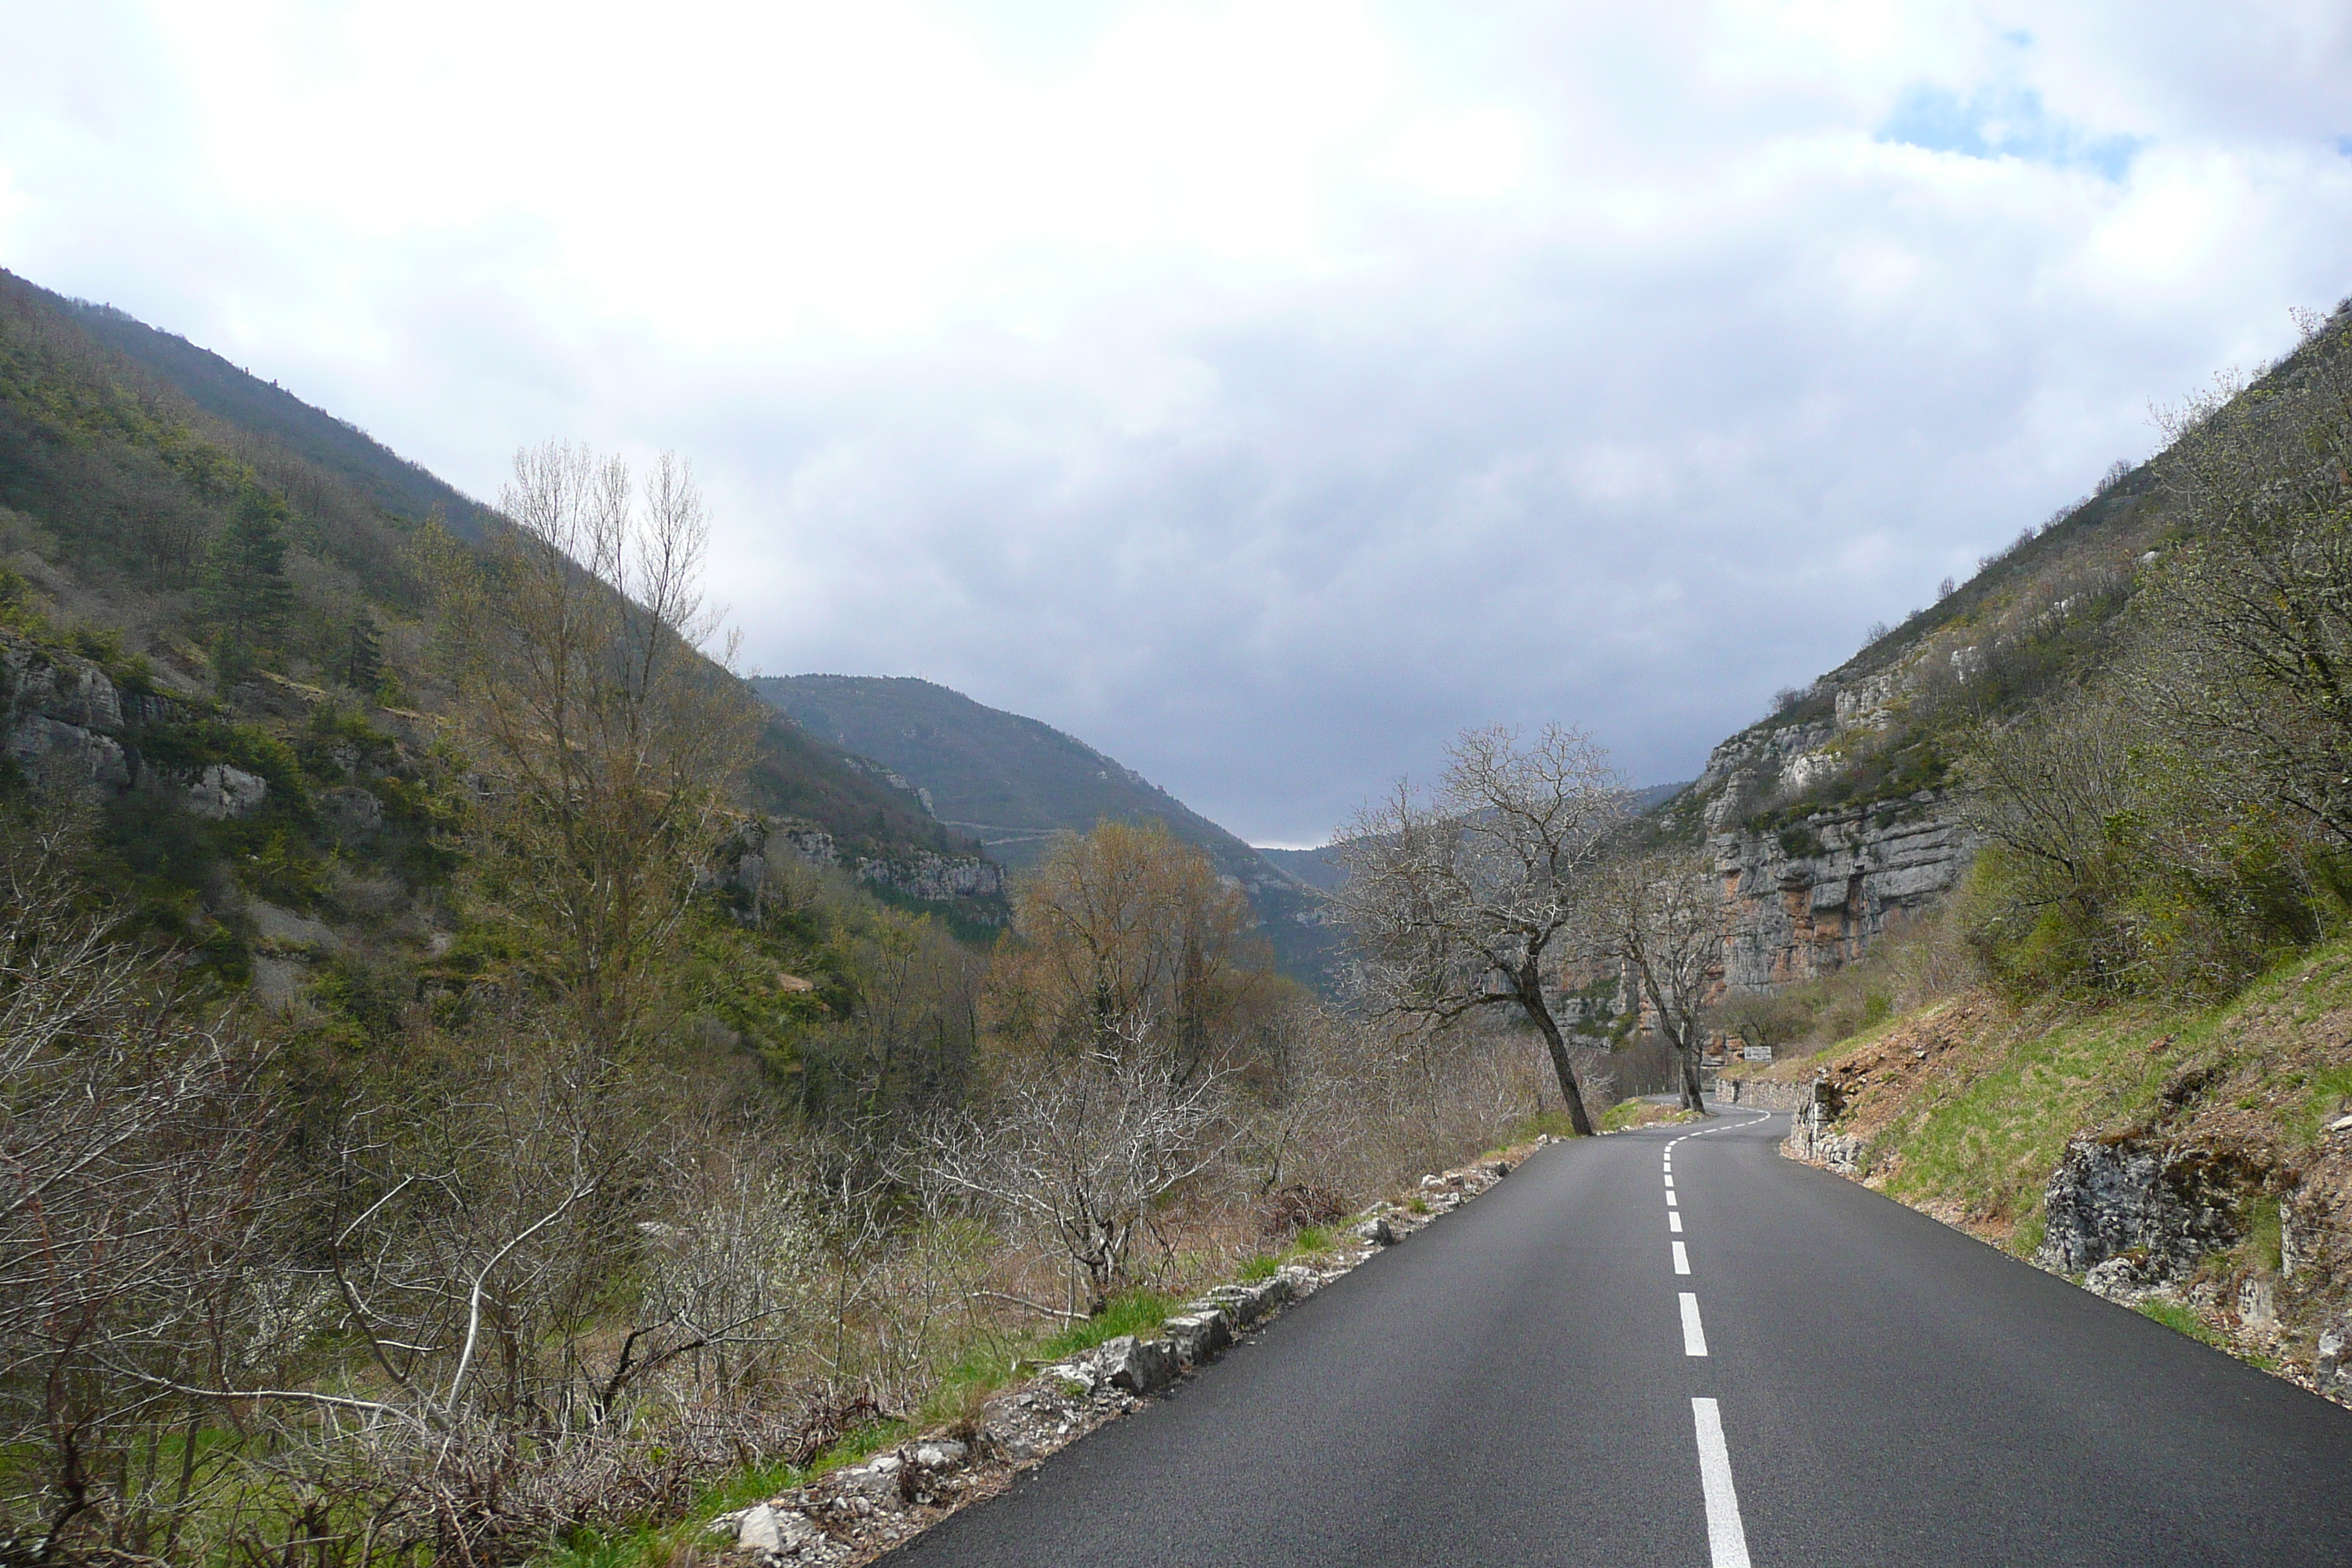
[886,1107,2352,1567]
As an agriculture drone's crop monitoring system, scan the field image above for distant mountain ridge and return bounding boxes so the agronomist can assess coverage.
[752,674,1343,987]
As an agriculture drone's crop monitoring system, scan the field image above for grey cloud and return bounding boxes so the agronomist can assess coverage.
[6,3,2349,848]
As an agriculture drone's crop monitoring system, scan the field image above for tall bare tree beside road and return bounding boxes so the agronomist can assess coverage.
[1330,725,1623,1137]
[1597,847,1722,1112]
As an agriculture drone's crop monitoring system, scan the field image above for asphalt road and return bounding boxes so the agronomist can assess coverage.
[887,1107,2352,1567]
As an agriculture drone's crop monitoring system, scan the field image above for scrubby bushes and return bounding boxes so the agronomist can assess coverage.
[1957,312,2352,1000]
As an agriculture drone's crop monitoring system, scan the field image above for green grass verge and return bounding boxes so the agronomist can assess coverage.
[1035,1290,1177,1361]
[535,1289,1180,1568]
[2134,1298,2234,1352]
[1869,935,2352,1254]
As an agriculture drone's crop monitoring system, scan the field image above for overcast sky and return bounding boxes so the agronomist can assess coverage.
[5,2,2350,845]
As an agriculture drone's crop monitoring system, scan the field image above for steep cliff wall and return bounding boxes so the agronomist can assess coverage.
[1677,664,1975,993]
[1711,798,1972,990]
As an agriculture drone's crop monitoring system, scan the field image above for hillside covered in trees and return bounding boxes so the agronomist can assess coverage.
[1695,298,2352,1406]
[0,270,1558,1567]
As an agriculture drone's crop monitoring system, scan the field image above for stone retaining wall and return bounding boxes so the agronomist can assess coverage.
[712,1150,1528,1565]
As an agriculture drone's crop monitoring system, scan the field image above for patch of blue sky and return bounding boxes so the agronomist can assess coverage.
[1878,83,2144,182]
[2336,134,2352,158]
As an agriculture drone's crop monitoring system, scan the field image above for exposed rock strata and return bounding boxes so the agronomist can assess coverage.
[2,640,135,794]
[1711,800,1973,991]
[2038,1135,2260,1284]
[718,816,1004,911]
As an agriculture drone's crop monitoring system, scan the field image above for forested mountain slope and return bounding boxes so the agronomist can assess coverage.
[754,674,1341,985]
[61,295,492,538]
[0,266,998,994]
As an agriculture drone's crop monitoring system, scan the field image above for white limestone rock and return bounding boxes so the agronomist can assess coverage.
[188,763,268,820]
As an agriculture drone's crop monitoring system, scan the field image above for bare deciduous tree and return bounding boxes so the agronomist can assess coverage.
[914,1032,1229,1313]
[2138,316,2352,845]
[1956,683,2146,984]
[427,442,763,1058]
[1594,847,1721,1111]
[0,807,280,1562]
[1330,725,1624,1137]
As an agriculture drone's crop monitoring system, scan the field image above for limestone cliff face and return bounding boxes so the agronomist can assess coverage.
[1,635,274,817]
[1678,650,1978,991]
[3,638,135,794]
[723,817,1004,911]
[1711,799,1972,990]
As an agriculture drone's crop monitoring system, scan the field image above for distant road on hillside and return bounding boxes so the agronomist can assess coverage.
[886,1109,2352,1567]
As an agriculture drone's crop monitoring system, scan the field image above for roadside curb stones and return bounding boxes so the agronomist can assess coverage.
[1163,1308,1233,1365]
[715,1146,1529,1566]
[1098,1334,1182,1395]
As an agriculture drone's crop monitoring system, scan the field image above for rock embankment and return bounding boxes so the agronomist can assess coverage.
[708,1154,1524,1566]
[1772,984,2352,1409]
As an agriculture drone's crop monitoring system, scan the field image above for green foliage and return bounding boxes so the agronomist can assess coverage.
[1879,1004,2187,1231]
[1875,939,2352,1250]
[1776,823,1823,859]
[338,614,383,693]
[1602,1098,1700,1131]
[2245,1195,2283,1273]
[1036,1291,1178,1360]
[1507,1108,1587,1144]
[1236,1254,1278,1281]
[200,490,297,650]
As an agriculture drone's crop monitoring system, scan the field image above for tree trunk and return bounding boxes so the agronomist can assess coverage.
[1678,1043,1707,1113]
[1518,981,1597,1137]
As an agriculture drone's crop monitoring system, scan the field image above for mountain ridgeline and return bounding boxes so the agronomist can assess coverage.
[753,674,1342,985]
[0,266,1001,987]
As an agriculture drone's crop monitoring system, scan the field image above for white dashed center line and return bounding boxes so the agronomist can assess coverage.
[1679,1292,1708,1356]
[1664,1175,1675,1188]
[1692,1398,1753,1567]
[1669,1210,1684,1233]
[1672,1240,1690,1275]
[1666,1191,1678,1207]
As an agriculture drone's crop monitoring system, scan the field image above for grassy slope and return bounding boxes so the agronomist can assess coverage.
[1748,947,2352,1390]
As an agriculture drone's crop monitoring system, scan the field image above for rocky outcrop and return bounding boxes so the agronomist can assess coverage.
[2,639,133,794]
[1692,718,1839,832]
[2038,1135,2261,1286]
[718,817,1006,909]
[856,851,1001,902]
[187,763,269,820]
[1712,799,1974,990]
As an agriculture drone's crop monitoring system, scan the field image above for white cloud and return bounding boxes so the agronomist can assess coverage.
[3,0,2350,843]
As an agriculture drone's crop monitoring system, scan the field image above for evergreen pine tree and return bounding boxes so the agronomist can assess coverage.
[200,490,296,653]
[342,614,382,693]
